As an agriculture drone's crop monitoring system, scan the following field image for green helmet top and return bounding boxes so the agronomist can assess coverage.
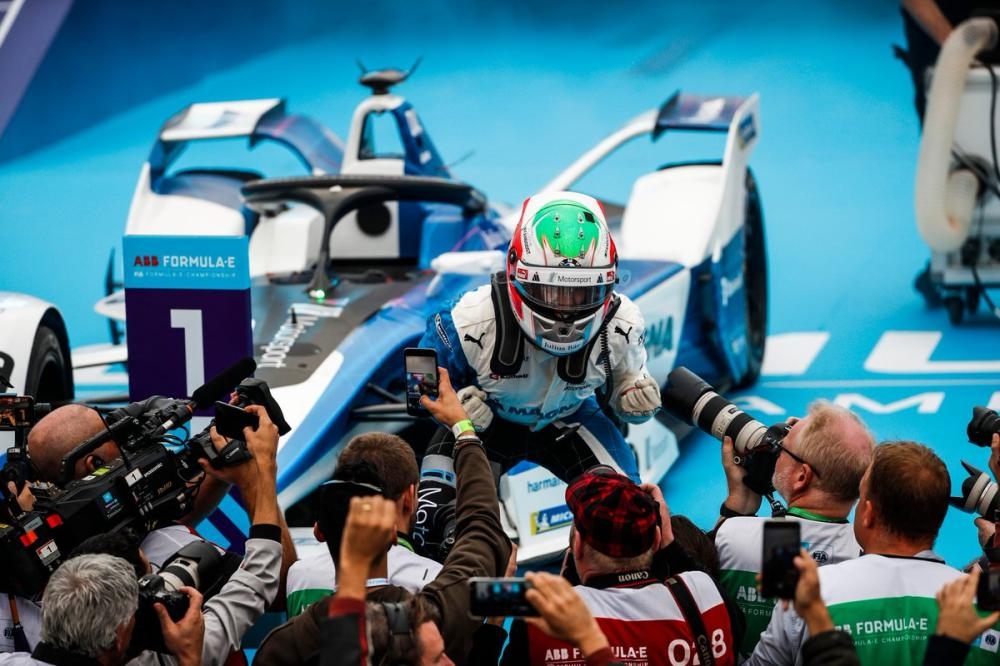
[532,200,602,264]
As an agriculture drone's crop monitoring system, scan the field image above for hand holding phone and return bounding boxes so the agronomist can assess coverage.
[214,401,260,440]
[761,520,801,599]
[404,348,439,416]
[977,566,1000,611]
[469,577,539,617]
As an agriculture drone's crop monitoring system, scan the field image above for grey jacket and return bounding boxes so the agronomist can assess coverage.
[0,530,281,666]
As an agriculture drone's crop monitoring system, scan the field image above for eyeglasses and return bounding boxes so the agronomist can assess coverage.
[775,442,822,479]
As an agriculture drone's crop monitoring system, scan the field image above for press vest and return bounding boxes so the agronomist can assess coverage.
[527,570,736,666]
[285,543,442,617]
[715,511,860,656]
[751,553,1000,666]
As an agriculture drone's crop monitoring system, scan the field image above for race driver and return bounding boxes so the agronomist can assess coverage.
[413,190,661,558]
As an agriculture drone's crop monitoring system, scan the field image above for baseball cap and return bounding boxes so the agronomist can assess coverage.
[565,468,660,558]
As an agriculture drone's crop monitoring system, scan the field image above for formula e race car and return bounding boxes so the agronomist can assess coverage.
[96,66,766,563]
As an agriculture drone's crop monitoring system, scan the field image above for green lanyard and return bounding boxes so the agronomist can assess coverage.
[785,506,848,524]
[397,533,416,552]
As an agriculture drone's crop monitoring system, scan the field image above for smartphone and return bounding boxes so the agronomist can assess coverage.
[404,348,439,417]
[761,520,801,599]
[469,577,539,617]
[977,567,1000,611]
[214,401,259,440]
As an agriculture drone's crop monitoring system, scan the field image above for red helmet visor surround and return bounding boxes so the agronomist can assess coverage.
[505,192,618,355]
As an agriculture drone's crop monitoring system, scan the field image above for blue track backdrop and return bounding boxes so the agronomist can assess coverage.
[1,0,998,568]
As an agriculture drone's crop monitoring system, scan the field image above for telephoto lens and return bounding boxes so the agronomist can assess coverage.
[663,367,770,456]
[663,367,793,497]
[950,461,1000,519]
[967,406,1000,447]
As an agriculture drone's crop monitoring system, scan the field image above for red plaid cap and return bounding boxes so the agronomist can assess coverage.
[565,469,660,558]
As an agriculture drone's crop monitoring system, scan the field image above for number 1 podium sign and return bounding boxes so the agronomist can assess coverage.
[123,236,253,407]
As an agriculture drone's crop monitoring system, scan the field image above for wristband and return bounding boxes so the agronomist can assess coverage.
[452,419,475,439]
[454,436,484,454]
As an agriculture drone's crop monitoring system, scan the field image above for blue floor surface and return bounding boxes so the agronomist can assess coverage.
[1,1,998,568]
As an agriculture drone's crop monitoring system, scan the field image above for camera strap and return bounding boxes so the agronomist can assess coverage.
[664,576,715,666]
[7,594,30,652]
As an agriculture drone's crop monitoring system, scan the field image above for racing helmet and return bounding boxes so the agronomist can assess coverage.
[506,191,618,355]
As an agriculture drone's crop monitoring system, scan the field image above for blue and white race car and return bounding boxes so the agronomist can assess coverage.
[97,67,766,562]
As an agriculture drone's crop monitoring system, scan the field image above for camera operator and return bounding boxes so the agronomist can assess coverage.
[142,403,285,665]
[714,401,875,657]
[24,403,228,567]
[749,440,1000,665]
[5,406,286,665]
[256,368,512,665]
[0,553,204,666]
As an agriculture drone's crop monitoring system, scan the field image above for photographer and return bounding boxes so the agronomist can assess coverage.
[257,368,512,665]
[502,467,742,665]
[25,403,228,567]
[750,440,1000,665]
[966,433,1000,568]
[7,406,285,665]
[0,553,204,666]
[141,403,284,665]
[714,401,874,657]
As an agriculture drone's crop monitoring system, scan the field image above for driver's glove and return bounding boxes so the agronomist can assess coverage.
[456,385,493,431]
[616,376,661,423]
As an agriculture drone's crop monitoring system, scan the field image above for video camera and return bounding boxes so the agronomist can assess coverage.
[662,367,790,499]
[0,357,290,599]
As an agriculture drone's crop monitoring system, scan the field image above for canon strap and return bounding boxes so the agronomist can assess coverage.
[664,576,715,666]
[488,272,621,385]
[7,594,30,652]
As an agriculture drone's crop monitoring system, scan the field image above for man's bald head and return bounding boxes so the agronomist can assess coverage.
[27,405,116,481]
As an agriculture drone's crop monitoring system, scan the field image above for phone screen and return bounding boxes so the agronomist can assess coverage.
[469,577,538,617]
[761,520,801,599]
[404,348,438,416]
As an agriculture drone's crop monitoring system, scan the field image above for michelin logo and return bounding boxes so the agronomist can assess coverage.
[530,504,573,535]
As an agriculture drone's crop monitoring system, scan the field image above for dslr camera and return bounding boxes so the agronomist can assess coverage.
[662,366,790,496]
[133,540,235,653]
[951,406,1000,610]
[951,406,1000,520]
[967,405,1000,448]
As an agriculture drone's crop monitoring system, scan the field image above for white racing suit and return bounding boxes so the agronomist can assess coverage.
[413,278,658,557]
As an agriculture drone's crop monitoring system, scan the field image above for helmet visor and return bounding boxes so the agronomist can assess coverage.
[517,281,612,319]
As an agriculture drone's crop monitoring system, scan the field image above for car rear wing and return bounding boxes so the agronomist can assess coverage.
[654,91,756,139]
[542,91,759,193]
[148,98,344,177]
